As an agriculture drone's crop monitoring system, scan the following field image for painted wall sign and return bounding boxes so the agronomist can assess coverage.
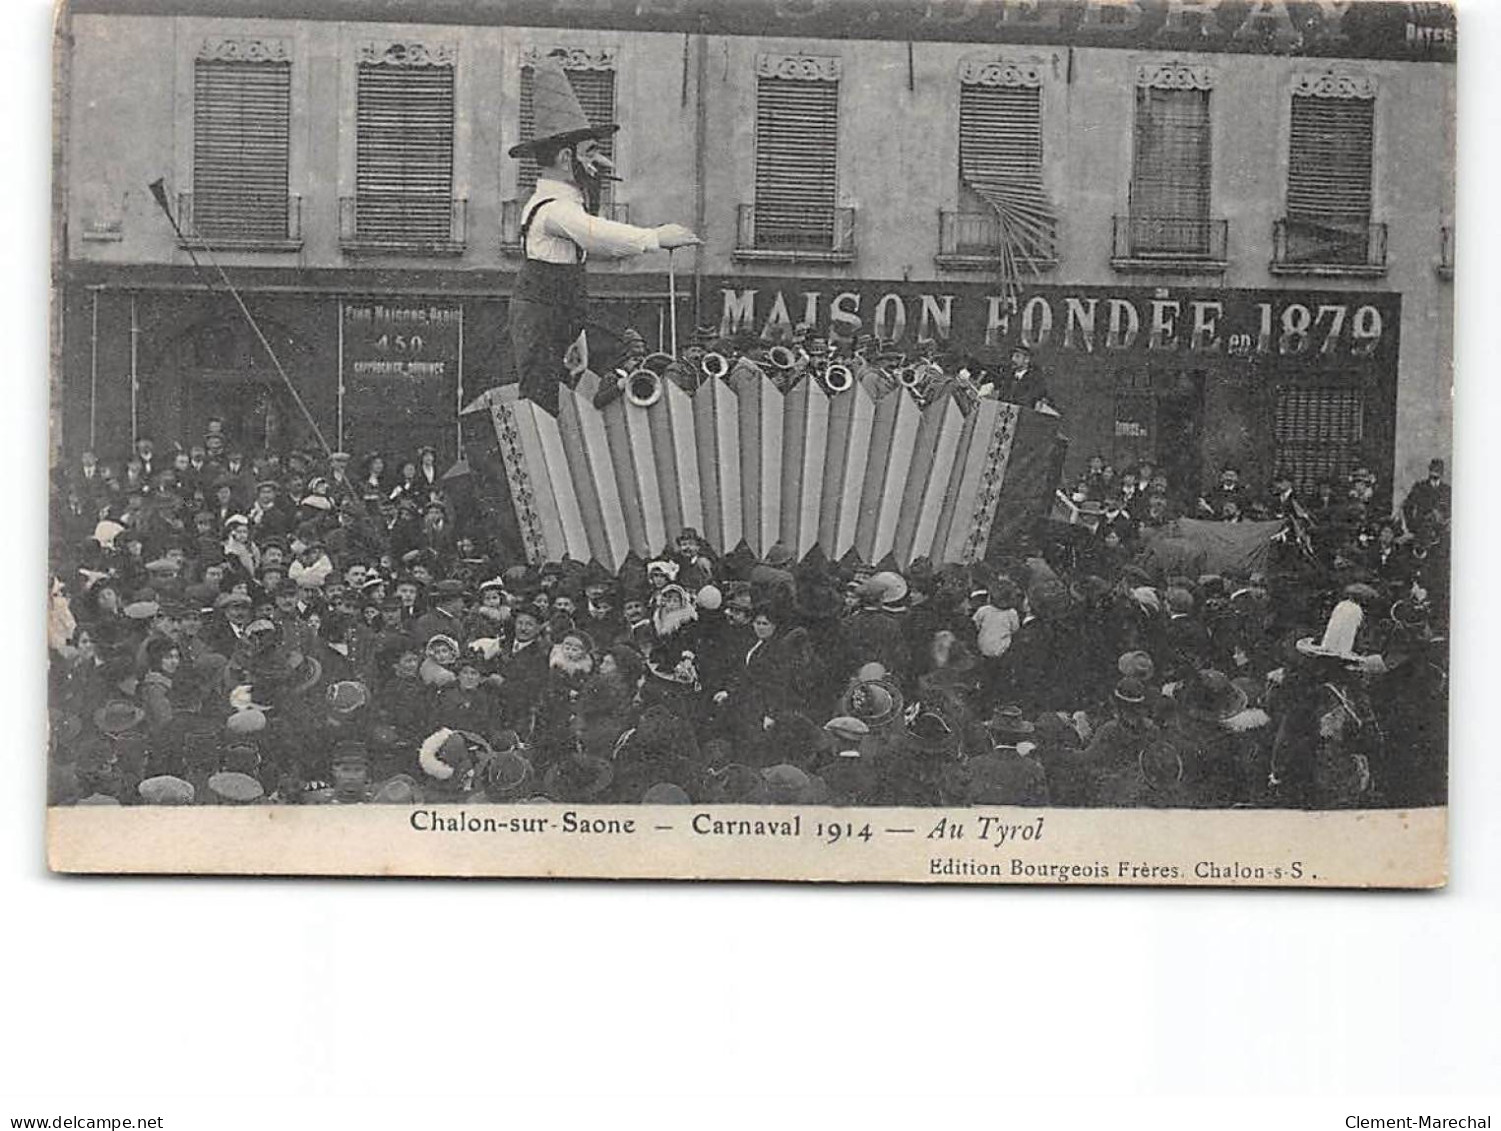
[340,303,463,457]
[74,0,1456,63]
[709,279,1399,367]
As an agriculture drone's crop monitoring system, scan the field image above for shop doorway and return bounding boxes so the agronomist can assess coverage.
[1156,370,1206,496]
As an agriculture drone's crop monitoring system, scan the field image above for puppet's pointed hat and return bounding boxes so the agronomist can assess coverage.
[508,59,618,158]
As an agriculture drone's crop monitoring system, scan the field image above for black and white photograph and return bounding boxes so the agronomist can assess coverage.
[43,0,1454,884]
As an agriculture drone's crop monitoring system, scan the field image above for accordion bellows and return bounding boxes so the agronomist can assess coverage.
[482,368,1026,571]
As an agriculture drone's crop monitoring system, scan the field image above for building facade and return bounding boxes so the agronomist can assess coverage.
[56,0,1455,500]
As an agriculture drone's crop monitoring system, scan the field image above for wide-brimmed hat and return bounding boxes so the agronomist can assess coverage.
[481,745,534,802]
[841,677,904,729]
[94,700,145,736]
[326,680,369,716]
[724,584,754,613]
[857,570,908,608]
[508,59,620,158]
[905,707,961,755]
[138,775,195,805]
[1389,598,1443,644]
[760,764,830,805]
[207,771,264,803]
[1295,599,1365,661]
[285,653,324,696]
[370,775,420,804]
[823,715,870,742]
[1180,669,1250,722]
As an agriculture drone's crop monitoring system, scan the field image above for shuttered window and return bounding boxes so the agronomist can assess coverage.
[1288,96,1374,223]
[957,81,1055,264]
[960,84,1042,190]
[1130,87,1211,253]
[516,64,616,205]
[1282,94,1376,264]
[193,59,290,241]
[1275,387,1365,492]
[754,75,838,249]
[355,62,455,243]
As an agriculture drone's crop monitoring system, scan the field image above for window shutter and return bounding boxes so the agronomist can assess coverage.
[355,62,455,242]
[1287,95,1374,225]
[754,75,839,247]
[1275,387,1365,492]
[959,84,1042,187]
[517,65,616,204]
[957,80,1055,272]
[1131,87,1211,223]
[193,59,290,240]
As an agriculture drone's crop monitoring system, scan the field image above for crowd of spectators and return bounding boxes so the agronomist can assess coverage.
[47,416,1451,810]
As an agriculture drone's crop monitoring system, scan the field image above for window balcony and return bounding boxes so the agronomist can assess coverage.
[1271,217,1388,277]
[338,195,467,256]
[1110,214,1228,274]
[1439,225,1454,280]
[733,204,856,265]
[177,192,302,252]
[936,209,1059,272]
[500,199,632,255]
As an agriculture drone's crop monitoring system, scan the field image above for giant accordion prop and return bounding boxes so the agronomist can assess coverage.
[473,361,1037,571]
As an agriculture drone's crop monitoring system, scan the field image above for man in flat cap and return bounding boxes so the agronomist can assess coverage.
[507,55,699,415]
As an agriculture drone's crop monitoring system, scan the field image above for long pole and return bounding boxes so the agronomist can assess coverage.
[336,301,345,452]
[146,179,331,455]
[667,249,678,358]
[88,287,99,451]
[129,294,139,447]
[693,21,708,330]
[455,304,465,458]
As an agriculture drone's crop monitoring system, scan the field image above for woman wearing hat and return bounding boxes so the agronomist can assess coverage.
[415,445,442,500]
[389,458,423,505]
[139,637,184,736]
[721,602,808,766]
[506,57,699,416]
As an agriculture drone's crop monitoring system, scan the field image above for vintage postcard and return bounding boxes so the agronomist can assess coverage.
[46,0,1454,886]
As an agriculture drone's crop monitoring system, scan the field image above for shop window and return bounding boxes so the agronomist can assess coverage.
[1274,387,1365,493]
[345,43,463,253]
[191,50,293,245]
[739,54,852,260]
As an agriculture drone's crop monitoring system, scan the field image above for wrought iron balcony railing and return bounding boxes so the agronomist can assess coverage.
[936,209,1059,271]
[500,199,631,254]
[1111,214,1229,272]
[177,192,302,251]
[733,204,856,263]
[1272,216,1388,275]
[338,195,467,256]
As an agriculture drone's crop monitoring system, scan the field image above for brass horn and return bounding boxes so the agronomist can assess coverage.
[822,362,854,394]
[767,346,796,372]
[626,368,663,408]
[896,365,923,390]
[625,351,674,408]
[701,352,730,380]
